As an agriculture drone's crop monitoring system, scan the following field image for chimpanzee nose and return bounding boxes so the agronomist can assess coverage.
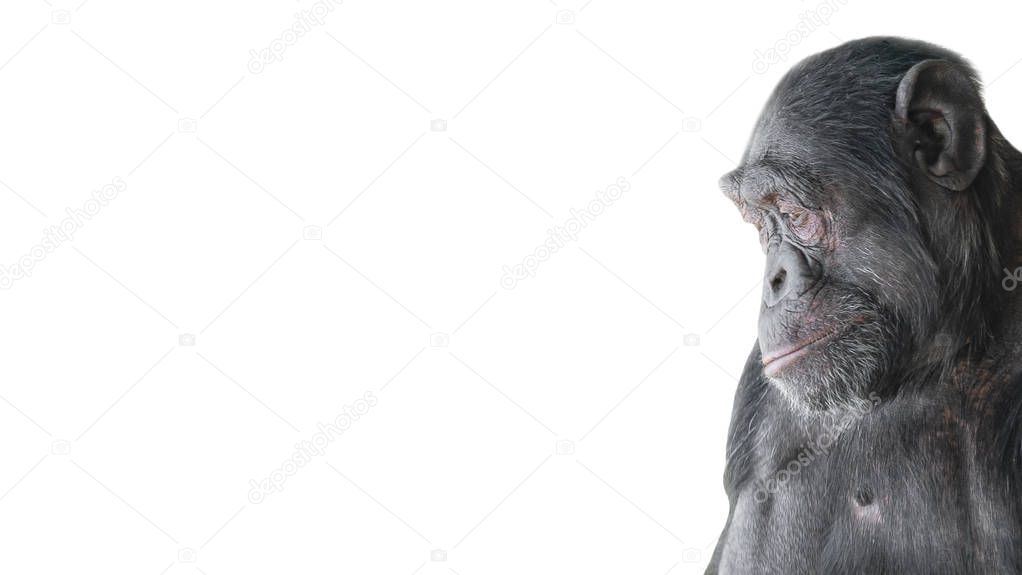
[763,243,811,307]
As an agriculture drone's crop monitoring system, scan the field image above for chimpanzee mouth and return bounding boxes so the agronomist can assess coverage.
[761,326,843,377]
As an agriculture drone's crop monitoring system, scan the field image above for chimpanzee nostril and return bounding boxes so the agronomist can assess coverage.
[762,243,810,307]
[770,269,787,293]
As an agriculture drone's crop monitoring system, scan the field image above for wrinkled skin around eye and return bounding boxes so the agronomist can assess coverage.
[778,202,825,244]
[739,199,825,248]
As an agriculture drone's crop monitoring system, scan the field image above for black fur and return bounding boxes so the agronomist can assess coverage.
[708,37,1022,574]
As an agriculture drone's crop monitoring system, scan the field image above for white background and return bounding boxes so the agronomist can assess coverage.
[0,1,1019,573]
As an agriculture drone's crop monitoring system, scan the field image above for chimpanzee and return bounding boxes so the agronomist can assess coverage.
[707,37,1022,574]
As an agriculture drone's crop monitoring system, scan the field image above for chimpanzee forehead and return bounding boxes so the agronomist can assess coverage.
[745,110,833,166]
[740,107,888,193]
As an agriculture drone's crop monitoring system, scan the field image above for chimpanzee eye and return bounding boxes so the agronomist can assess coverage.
[782,206,821,242]
[788,208,808,226]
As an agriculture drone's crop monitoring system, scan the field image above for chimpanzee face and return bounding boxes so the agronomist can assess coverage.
[720,58,988,414]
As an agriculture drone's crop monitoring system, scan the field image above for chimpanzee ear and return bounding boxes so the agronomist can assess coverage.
[894,59,986,191]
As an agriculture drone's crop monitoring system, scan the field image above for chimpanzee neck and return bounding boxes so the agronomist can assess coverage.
[999,131,1022,260]
[967,130,1022,372]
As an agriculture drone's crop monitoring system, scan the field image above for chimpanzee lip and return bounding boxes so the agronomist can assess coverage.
[761,326,842,374]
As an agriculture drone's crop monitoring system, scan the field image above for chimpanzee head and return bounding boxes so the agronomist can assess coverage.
[719,37,1009,413]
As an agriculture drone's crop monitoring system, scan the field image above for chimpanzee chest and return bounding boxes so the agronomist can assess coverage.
[717,411,1020,574]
